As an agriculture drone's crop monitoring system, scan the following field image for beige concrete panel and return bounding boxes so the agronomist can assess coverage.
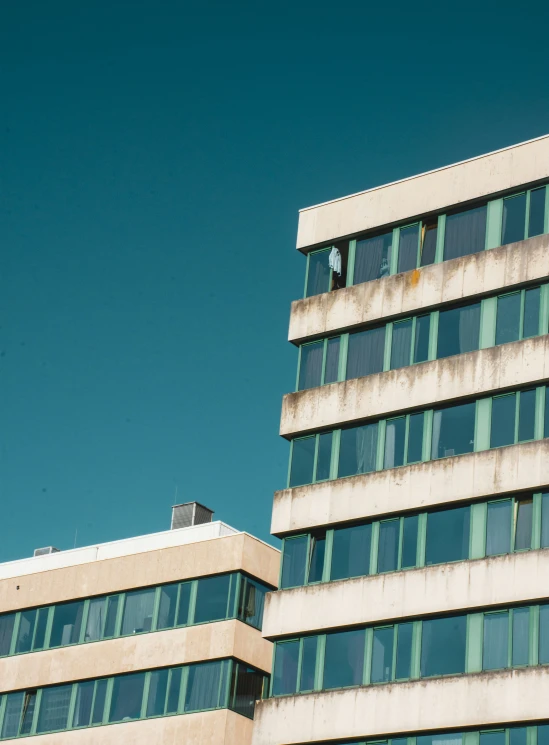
[8,709,253,745]
[296,135,549,250]
[0,533,279,614]
[271,440,549,536]
[288,234,549,343]
[252,667,549,745]
[263,548,549,638]
[0,620,272,694]
[281,334,549,436]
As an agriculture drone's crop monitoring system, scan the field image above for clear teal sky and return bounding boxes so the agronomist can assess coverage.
[1,1,548,561]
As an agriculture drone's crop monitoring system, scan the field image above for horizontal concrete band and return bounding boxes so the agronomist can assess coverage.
[252,666,549,745]
[0,533,280,614]
[263,549,549,638]
[289,234,549,343]
[0,620,272,694]
[296,135,549,250]
[281,334,549,437]
[271,440,549,536]
[5,708,253,745]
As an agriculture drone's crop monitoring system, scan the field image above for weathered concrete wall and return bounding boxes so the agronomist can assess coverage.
[252,666,549,745]
[0,533,280,613]
[289,234,549,343]
[281,334,549,437]
[263,549,549,638]
[296,135,549,250]
[8,708,253,745]
[0,619,271,693]
[272,440,549,535]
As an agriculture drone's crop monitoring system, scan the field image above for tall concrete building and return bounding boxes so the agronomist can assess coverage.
[253,135,549,745]
[0,503,279,744]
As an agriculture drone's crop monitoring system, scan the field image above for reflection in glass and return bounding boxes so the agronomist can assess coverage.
[15,610,36,654]
[298,342,323,390]
[338,423,378,478]
[109,673,145,722]
[431,402,475,459]
[121,588,155,635]
[384,418,406,469]
[420,221,438,266]
[541,493,549,548]
[407,413,424,463]
[496,293,521,345]
[331,523,371,581]
[146,669,169,717]
[103,596,119,639]
[371,627,394,683]
[299,636,318,691]
[290,437,315,487]
[273,641,299,695]
[308,533,326,583]
[281,536,308,589]
[91,680,107,724]
[401,516,418,569]
[523,287,540,338]
[378,520,399,573]
[176,583,192,626]
[238,576,267,629]
[85,597,106,642]
[73,681,94,728]
[486,501,512,556]
[316,432,332,481]
[396,623,413,679]
[437,303,480,359]
[491,394,516,448]
[444,205,487,261]
[518,389,536,442]
[306,250,331,297]
[391,320,412,369]
[418,735,463,745]
[421,615,466,677]
[157,584,178,630]
[426,506,470,566]
[347,327,385,380]
[510,728,527,745]
[502,193,527,245]
[483,612,509,670]
[481,732,506,745]
[194,574,232,624]
[514,499,533,551]
[323,630,365,689]
[512,608,529,666]
[0,614,15,657]
[529,187,546,237]
[414,314,431,363]
[185,660,228,712]
[354,232,392,284]
[166,668,182,713]
[398,224,419,273]
[324,337,340,384]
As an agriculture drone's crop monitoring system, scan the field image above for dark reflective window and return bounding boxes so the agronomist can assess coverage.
[229,663,265,719]
[496,293,521,345]
[281,536,308,588]
[431,402,475,459]
[425,506,470,566]
[518,389,536,442]
[407,412,424,463]
[237,576,268,630]
[512,608,529,666]
[176,583,191,626]
[298,341,323,390]
[146,669,169,717]
[483,612,509,670]
[1,692,24,739]
[538,726,549,745]
[299,636,318,691]
[515,498,533,551]
[437,303,480,359]
[306,250,331,297]
[308,533,326,583]
[398,224,419,273]
[109,672,145,722]
[396,622,413,679]
[121,589,155,635]
[481,732,506,745]
[323,630,365,689]
[529,187,546,237]
[414,314,431,363]
[486,501,512,556]
[354,232,392,284]
[420,220,438,267]
[0,614,15,657]
[33,609,48,650]
[378,520,399,573]
[290,437,315,487]
[157,584,178,630]
[338,423,378,478]
[510,728,528,745]
[401,515,418,569]
[15,610,36,654]
[384,417,406,469]
[324,337,340,384]
[273,641,299,695]
[523,287,541,338]
[421,615,466,677]
[371,627,393,683]
[347,327,385,380]
[166,668,182,713]
[444,205,487,261]
[185,660,228,712]
[103,596,119,639]
[331,523,371,581]
[194,575,232,624]
[316,432,332,482]
[20,691,36,734]
[491,394,516,448]
[540,605,549,664]
[391,320,412,369]
[91,679,107,724]
[502,193,527,245]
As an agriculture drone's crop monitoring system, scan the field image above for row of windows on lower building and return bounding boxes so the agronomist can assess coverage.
[271,601,549,696]
[288,384,549,488]
[297,283,547,391]
[0,658,267,739]
[280,491,549,589]
[304,183,548,298]
[0,572,269,660]
[313,725,549,745]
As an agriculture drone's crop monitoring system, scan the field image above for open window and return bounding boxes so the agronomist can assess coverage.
[304,241,349,298]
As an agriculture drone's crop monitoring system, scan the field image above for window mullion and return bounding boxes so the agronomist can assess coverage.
[525,190,531,239]
[435,214,446,263]
[397,519,404,570]
[390,228,399,276]
[519,290,526,339]
[383,324,392,372]
[416,513,427,567]
[346,240,356,287]
[188,581,198,625]
[532,492,542,550]
[312,435,320,483]
[320,339,328,385]
[178,666,189,714]
[315,635,326,691]
[391,625,398,681]
[428,311,439,360]
[403,415,410,466]
[514,392,521,444]
[410,316,417,365]
[363,627,373,685]
[43,607,54,650]
[30,689,41,735]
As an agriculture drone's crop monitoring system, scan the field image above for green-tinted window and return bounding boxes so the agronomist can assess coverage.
[378,520,399,573]
[398,224,419,273]
[157,584,178,630]
[384,417,406,468]
[391,320,413,369]
[121,588,155,635]
[414,314,431,363]
[529,187,546,237]
[331,523,371,581]
[49,601,84,648]
[502,193,527,244]
[437,303,480,359]
[431,402,475,459]
[523,287,541,338]
[407,412,424,463]
[420,616,466,677]
[299,636,318,692]
[194,574,233,624]
[306,250,331,297]
[539,605,549,664]
[496,293,521,345]
[176,583,192,626]
[238,576,268,629]
[323,630,364,689]
[166,668,182,714]
[512,608,529,666]
[426,505,470,566]
[483,612,509,670]
[486,501,512,556]
[308,533,326,583]
[514,498,533,551]
[401,516,418,569]
[354,232,392,284]
[481,733,506,745]
[1,692,24,738]
[541,493,549,548]
[289,437,315,487]
[371,627,394,683]
[420,220,438,267]
[339,423,378,478]
[272,641,299,695]
[518,389,536,442]
[91,679,107,724]
[299,341,323,390]
[103,596,119,639]
[316,432,333,481]
[37,685,71,734]
[0,614,15,657]
[185,660,228,712]
[347,327,385,379]
[85,597,107,642]
[146,669,169,717]
[395,623,413,679]
[324,337,341,385]
[491,394,516,448]
[109,672,145,722]
[444,205,487,261]
[281,536,308,589]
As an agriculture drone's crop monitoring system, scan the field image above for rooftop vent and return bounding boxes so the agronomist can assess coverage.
[171,502,214,530]
[33,546,60,557]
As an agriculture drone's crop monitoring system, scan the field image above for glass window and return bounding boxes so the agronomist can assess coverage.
[306,250,331,297]
[407,412,424,463]
[272,641,299,695]
[529,186,546,237]
[518,389,536,442]
[420,220,438,267]
[289,437,315,487]
[539,726,549,745]
[33,608,48,650]
[0,614,15,657]
[486,501,512,556]
[281,536,308,589]
[510,728,527,745]
[418,735,463,745]
[378,520,399,573]
[194,574,232,624]
[237,576,267,630]
[483,612,509,670]
[166,668,182,714]
[324,337,340,385]
[371,626,394,683]
[354,232,392,284]
[84,597,107,642]
[401,515,418,569]
[157,584,178,630]
[316,432,332,481]
[229,663,265,719]
[331,523,371,581]
[49,601,84,648]
[109,672,145,722]
[299,636,318,692]
[395,622,413,679]
[347,326,385,380]
[384,417,406,469]
[146,669,169,717]
[91,679,107,724]
[514,498,533,550]
[19,691,36,735]
[437,303,480,359]
[323,629,364,689]
[308,533,326,583]
[541,493,549,548]
[391,319,413,369]
[512,607,529,666]
[496,293,521,345]
[185,660,228,712]
[338,423,378,478]
[298,341,323,391]
[502,193,527,245]
[523,287,540,338]
[15,609,37,654]
[491,394,516,448]
[420,615,466,677]
[398,224,419,274]
[425,506,470,566]
[481,733,506,745]
[444,205,487,261]
[73,681,94,728]
[37,685,71,733]
[545,387,549,438]
[539,604,549,664]
[121,588,155,635]
[414,314,431,363]
[431,402,475,459]
[1,692,24,739]
[103,596,119,639]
